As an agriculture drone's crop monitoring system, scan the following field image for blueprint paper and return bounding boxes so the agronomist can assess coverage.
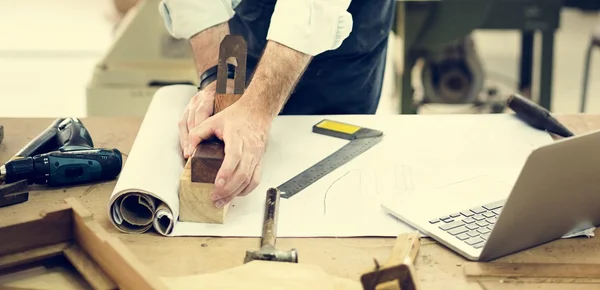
[107,85,554,237]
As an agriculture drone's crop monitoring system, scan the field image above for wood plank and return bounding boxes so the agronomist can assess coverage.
[190,140,224,183]
[0,205,73,256]
[179,157,229,223]
[181,91,241,224]
[1,286,51,290]
[465,262,600,279]
[0,265,92,290]
[66,198,168,290]
[0,243,70,273]
[162,260,362,290]
[63,244,117,290]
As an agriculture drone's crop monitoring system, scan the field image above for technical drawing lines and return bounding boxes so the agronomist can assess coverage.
[395,164,415,192]
[322,169,362,216]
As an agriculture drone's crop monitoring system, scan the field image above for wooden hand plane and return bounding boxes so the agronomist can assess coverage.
[179,35,247,224]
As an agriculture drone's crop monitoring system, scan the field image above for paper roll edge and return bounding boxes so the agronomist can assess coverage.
[107,189,175,235]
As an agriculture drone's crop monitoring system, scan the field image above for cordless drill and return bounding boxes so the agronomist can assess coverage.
[0,118,122,187]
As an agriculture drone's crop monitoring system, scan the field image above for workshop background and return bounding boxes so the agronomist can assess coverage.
[1,0,599,117]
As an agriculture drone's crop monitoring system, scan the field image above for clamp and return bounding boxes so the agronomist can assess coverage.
[361,231,422,290]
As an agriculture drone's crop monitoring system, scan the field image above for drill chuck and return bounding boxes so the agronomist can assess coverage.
[3,158,35,184]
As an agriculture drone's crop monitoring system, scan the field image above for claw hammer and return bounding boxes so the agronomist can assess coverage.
[244,188,298,263]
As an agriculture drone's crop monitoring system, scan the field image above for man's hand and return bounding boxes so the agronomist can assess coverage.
[186,40,312,207]
[179,22,230,158]
[187,97,271,208]
[178,80,234,158]
[179,90,214,158]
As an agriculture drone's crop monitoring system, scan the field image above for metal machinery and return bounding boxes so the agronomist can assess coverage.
[395,0,563,114]
[420,34,486,107]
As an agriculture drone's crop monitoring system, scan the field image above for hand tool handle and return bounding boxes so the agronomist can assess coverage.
[211,34,247,114]
[42,148,122,186]
[0,180,29,208]
[215,35,247,96]
[261,187,281,248]
[507,94,574,138]
[9,118,65,162]
[57,118,94,151]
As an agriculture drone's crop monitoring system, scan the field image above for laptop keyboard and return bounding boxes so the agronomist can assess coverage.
[428,200,504,249]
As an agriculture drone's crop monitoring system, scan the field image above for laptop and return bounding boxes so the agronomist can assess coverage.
[381,129,600,261]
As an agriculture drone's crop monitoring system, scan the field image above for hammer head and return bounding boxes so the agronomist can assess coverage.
[243,247,298,264]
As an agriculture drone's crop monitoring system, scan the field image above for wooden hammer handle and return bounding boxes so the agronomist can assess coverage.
[260,188,280,248]
[212,34,247,114]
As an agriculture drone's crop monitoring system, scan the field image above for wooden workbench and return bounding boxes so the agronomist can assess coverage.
[1,114,600,289]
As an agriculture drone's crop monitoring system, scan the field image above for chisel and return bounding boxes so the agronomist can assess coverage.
[507,94,574,138]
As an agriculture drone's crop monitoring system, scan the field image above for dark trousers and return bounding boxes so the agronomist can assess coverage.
[228,0,396,115]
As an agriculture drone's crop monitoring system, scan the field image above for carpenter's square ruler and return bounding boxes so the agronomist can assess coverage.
[279,119,383,199]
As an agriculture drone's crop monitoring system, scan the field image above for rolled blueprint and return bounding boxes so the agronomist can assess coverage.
[108,85,196,235]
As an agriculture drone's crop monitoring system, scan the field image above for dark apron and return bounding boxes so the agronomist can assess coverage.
[228,0,396,115]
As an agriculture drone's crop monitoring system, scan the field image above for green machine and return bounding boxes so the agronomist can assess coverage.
[395,0,563,114]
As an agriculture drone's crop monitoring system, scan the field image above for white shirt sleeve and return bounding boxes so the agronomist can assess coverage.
[158,0,235,39]
[267,0,353,56]
[159,0,354,56]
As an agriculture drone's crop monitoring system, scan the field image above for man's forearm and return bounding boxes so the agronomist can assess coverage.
[243,41,312,119]
[244,41,312,118]
[189,22,230,77]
